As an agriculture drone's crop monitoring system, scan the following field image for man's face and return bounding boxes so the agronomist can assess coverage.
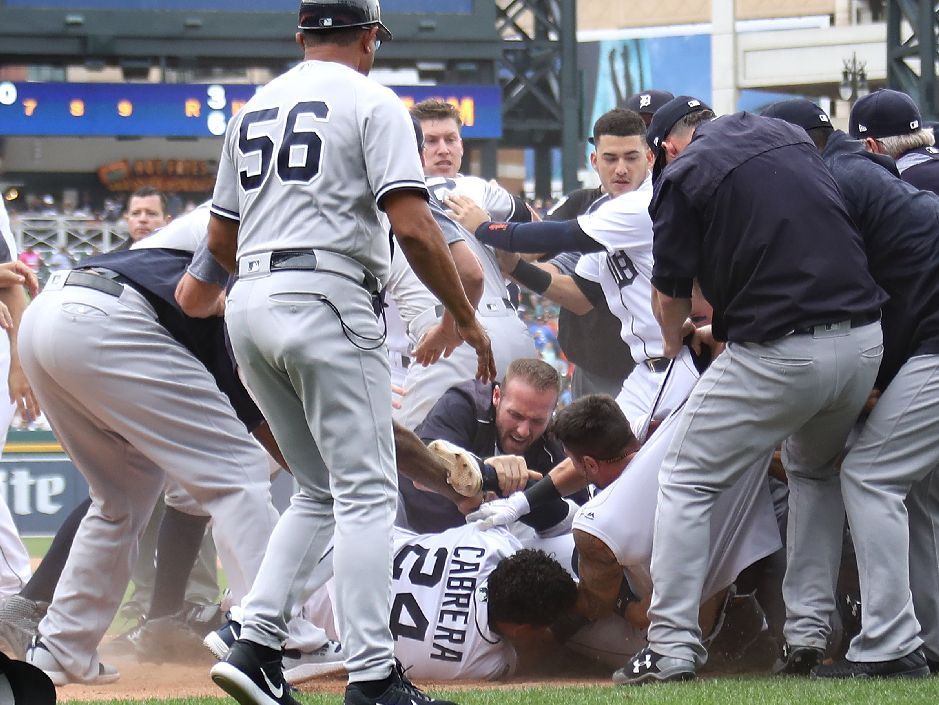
[589,134,653,197]
[663,126,696,164]
[492,379,557,456]
[125,195,168,241]
[420,117,464,177]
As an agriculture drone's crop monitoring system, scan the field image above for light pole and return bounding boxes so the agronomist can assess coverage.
[839,52,870,104]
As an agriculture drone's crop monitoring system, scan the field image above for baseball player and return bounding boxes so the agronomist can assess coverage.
[205,3,493,705]
[446,107,708,440]
[617,105,885,684]
[393,99,535,430]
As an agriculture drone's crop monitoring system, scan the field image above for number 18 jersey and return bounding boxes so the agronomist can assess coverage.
[390,524,520,680]
[211,60,427,284]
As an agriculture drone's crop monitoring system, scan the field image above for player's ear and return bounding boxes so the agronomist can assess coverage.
[492,384,501,407]
[295,32,305,50]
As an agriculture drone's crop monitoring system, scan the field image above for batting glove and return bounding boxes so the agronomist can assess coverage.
[466,492,530,530]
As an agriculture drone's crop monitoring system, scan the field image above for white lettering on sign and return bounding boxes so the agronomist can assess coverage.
[0,469,67,515]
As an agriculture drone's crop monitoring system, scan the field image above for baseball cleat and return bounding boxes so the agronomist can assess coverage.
[27,636,120,686]
[205,617,242,660]
[613,646,695,685]
[428,439,482,496]
[772,644,825,676]
[812,648,930,679]
[284,639,345,684]
[211,639,300,705]
[344,659,459,705]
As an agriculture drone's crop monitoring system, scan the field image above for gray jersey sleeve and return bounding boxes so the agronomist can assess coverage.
[187,238,230,287]
[211,118,242,222]
[360,88,428,206]
[430,201,464,246]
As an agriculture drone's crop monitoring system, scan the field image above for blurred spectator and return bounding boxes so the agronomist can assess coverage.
[47,245,72,271]
[17,246,41,274]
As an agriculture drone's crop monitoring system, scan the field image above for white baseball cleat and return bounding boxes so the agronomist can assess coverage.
[27,637,120,686]
[427,439,482,497]
[284,640,345,684]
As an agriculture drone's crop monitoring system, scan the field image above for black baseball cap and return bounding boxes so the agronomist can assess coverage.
[849,89,922,139]
[761,99,832,131]
[298,0,392,42]
[0,652,56,705]
[647,95,710,179]
[624,89,675,116]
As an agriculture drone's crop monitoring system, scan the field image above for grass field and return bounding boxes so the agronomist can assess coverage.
[64,678,939,705]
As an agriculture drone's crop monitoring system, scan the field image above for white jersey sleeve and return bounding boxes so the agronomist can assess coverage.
[576,176,653,253]
[133,202,211,252]
[0,200,16,262]
[574,251,603,284]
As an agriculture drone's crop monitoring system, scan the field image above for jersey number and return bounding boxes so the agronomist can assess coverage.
[238,101,330,191]
[390,544,448,642]
[608,250,638,289]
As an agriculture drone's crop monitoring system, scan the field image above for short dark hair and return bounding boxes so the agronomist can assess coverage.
[410,99,463,128]
[127,187,167,214]
[670,108,716,139]
[502,358,560,395]
[551,394,636,461]
[592,108,646,144]
[806,125,834,151]
[487,549,577,626]
[300,26,368,47]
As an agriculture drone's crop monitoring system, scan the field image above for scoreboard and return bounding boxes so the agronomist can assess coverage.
[3,1,474,11]
[0,81,501,139]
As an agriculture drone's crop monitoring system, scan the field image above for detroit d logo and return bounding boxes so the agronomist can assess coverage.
[639,94,652,109]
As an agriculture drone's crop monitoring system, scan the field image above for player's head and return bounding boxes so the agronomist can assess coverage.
[848,88,934,159]
[647,96,714,180]
[487,549,577,638]
[124,187,170,241]
[623,89,675,127]
[410,99,464,177]
[296,0,390,75]
[588,108,653,198]
[551,395,640,489]
[492,358,560,456]
[761,99,834,152]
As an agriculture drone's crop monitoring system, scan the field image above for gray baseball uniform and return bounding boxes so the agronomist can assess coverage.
[18,209,281,683]
[211,58,426,682]
[394,176,535,429]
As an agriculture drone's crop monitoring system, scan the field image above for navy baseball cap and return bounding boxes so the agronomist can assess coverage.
[625,89,675,116]
[0,652,56,705]
[761,99,832,131]
[849,89,922,139]
[647,95,710,179]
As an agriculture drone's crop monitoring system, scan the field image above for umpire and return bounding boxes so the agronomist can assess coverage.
[620,105,886,683]
[765,99,938,678]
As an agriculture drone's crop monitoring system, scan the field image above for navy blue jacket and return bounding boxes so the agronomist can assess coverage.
[822,130,939,386]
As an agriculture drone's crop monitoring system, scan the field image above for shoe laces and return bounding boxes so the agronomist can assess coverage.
[393,660,430,701]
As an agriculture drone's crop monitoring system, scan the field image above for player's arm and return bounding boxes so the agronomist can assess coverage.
[502,257,594,315]
[384,190,495,382]
[0,281,40,421]
[176,237,231,317]
[207,214,239,274]
[393,421,467,505]
[573,529,650,628]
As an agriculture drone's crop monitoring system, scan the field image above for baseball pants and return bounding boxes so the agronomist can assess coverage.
[616,347,699,441]
[840,353,939,662]
[18,279,279,682]
[646,322,883,666]
[226,266,397,683]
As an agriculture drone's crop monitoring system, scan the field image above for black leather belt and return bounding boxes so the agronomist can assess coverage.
[791,310,881,336]
[64,269,124,297]
[269,250,379,292]
[643,357,671,373]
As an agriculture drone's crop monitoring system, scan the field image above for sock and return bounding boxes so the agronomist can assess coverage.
[21,497,92,603]
[147,506,210,620]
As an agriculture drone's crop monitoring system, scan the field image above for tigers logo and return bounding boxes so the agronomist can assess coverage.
[639,94,652,109]
[488,223,509,231]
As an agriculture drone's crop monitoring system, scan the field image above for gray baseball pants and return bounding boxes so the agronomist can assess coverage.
[646,321,883,666]
[17,278,279,682]
[841,353,939,662]
[226,266,397,683]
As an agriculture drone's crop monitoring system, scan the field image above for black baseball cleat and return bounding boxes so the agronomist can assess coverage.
[210,639,300,705]
[344,660,459,705]
[772,644,825,676]
[812,648,930,679]
[612,646,696,685]
[205,616,242,660]
[926,653,939,675]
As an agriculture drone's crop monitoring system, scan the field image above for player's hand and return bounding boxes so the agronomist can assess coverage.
[0,301,12,331]
[8,363,39,422]
[0,262,39,297]
[485,455,542,496]
[862,388,881,416]
[495,249,522,276]
[413,321,463,366]
[688,324,725,359]
[391,383,406,410]
[466,492,531,530]
[444,194,491,234]
[456,318,496,383]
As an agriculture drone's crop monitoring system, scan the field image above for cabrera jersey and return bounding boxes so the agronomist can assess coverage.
[391,524,519,680]
[211,60,426,284]
[574,176,663,363]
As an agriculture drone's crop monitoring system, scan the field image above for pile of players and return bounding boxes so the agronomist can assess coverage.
[0,1,937,703]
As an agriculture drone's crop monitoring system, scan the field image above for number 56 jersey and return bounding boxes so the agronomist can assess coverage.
[390,524,521,681]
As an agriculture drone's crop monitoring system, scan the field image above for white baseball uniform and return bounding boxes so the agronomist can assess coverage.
[213,58,426,682]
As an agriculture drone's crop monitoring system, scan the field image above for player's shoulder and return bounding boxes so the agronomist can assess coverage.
[593,177,653,218]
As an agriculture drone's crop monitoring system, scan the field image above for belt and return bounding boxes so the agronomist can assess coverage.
[63,268,124,297]
[643,357,671,374]
[407,298,515,340]
[238,250,380,293]
[790,310,881,336]
[388,351,412,369]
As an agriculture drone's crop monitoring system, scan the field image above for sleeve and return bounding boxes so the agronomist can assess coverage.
[187,238,231,287]
[483,180,517,222]
[429,201,464,246]
[577,189,652,253]
[360,87,428,208]
[416,387,482,449]
[210,117,242,222]
[650,181,700,299]
[573,251,603,283]
[0,201,14,264]
[548,251,581,276]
